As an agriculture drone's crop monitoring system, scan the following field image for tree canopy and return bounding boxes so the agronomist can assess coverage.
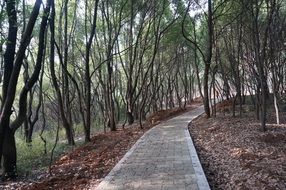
[0,0,285,180]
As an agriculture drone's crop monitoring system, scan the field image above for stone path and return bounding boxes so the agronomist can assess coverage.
[95,106,210,190]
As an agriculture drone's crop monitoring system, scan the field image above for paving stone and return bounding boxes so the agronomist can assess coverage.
[95,106,210,190]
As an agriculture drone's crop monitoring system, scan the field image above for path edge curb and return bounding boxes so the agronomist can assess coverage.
[95,106,211,190]
[185,112,211,190]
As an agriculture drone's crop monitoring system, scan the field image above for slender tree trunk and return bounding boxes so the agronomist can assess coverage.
[50,0,75,145]
[63,0,72,126]
[203,0,213,118]
[84,0,99,141]
[193,23,203,99]
[126,0,135,125]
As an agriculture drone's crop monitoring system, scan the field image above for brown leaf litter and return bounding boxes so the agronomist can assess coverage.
[189,102,286,190]
[0,99,202,190]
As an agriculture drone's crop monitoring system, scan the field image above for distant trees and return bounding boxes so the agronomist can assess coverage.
[50,0,75,145]
[215,0,284,131]
[182,0,286,130]
[0,0,285,180]
[182,0,215,118]
[0,0,199,179]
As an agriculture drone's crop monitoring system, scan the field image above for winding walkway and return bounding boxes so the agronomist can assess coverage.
[95,106,210,190]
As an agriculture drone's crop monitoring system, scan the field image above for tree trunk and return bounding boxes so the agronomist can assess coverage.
[0,0,43,178]
[126,111,134,125]
[203,0,213,118]
[84,0,99,141]
[50,0,75,145]
[203,63,211,118]
[2,123,17,180]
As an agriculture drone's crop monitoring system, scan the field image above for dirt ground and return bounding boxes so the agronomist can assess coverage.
[189,102,286,190]
[0,99,202,190]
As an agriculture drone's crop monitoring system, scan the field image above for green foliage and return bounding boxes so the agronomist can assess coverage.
[0,0,285,181]
[15,130,85,176]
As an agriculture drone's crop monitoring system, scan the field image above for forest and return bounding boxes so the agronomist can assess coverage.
[0,0,285,189]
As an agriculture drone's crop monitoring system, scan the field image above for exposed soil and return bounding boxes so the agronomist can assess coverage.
[0,99,202,190]
[189,102,286,190]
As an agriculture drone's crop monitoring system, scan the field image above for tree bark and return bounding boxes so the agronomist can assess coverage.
[0,0,44,179]
[203,0,213,118]
[84,0,99,141]
[50,0,75,145]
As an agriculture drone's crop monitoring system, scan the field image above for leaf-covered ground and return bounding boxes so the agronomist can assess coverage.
[189,103,286,190]
[0,99,202,190]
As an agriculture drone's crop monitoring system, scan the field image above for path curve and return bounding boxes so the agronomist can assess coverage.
[94,106,210,190]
